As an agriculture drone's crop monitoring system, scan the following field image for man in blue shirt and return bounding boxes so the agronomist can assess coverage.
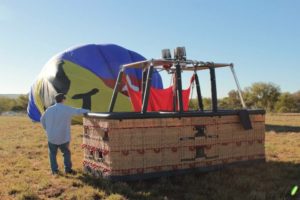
[41,93,89,175]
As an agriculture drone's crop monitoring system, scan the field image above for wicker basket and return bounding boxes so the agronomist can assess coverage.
[82,113,265,180]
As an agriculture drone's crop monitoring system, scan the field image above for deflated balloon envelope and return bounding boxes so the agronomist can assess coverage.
[27,44,163,122]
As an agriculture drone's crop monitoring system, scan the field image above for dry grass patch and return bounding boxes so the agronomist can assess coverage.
[0,115,299,199]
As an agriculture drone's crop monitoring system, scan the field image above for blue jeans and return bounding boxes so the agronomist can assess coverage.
[48,142,72,173]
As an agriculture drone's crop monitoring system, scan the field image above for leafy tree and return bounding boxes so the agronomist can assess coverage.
[189,99,198,110]
[292,91,300,112]
[0,94,29,114]
[189,98,211,110]
[243,82,280,111]
[189,82,298,113]
[219,90,243,109]
[15,94,29,110]
[202,97,212,110]
[275,92,297,112]
[0,97,15,113]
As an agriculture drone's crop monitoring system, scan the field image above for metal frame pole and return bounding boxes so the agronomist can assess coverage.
[194,71,204,111]
[141,64,154,113]
[210,67,218,112]
[230,64,246,109]
[172,73,177,112]
[108,69,124,112]
[141,68,147,102]
[176,63,183,112]
[176,62,184,113]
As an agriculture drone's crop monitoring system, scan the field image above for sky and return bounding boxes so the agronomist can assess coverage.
[0,0,299,97]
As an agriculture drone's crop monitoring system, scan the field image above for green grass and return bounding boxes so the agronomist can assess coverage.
[0,115,299,199]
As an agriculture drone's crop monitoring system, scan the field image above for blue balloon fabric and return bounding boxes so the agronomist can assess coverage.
[27,44,163,122]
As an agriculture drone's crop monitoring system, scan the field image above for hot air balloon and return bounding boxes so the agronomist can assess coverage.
[27,44,163,122]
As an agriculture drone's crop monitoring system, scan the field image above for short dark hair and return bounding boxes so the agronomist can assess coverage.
[55,93,66,103]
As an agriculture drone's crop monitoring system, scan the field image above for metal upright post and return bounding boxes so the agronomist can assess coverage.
[141,64,154,113]
[141,68,147,102]
[172,73,177,112]
[194,72,204,111]
[230,64,246,109]
[108,68,124,112]
[210,67,218,112]
[176,62,184,113]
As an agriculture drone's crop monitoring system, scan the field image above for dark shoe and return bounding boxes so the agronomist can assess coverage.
[65,169,77,175]
[52,170,59,175]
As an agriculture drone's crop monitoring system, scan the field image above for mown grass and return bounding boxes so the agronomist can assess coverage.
[0,114,299,200]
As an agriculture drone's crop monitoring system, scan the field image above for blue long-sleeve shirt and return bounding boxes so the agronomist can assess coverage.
[40,103,89,145]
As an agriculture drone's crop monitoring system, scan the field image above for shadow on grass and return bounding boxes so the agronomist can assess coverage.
[78,161,300,200]
[266,124,300,133]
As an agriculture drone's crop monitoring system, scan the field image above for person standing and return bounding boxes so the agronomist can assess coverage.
[40,93,90,175]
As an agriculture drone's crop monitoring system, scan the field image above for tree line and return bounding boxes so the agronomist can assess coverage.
[0,82,299,114]
[0,94,29,114]
[189,82,300,113]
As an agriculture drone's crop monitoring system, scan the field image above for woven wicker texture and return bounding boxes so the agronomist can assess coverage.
[82,114,265,178]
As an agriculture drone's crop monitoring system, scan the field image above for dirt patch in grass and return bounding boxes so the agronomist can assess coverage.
[39,187,65,198]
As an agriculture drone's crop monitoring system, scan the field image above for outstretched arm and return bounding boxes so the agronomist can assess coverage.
[75,108,90,115]
[69,107,90,116]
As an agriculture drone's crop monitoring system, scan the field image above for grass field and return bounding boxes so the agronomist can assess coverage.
[0,114,300,200]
